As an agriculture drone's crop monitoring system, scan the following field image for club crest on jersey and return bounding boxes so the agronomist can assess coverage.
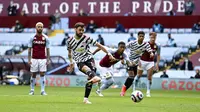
[82,42,87,46]
[34,37,36,39]
[42,37,45,40]
[154,45,157,48]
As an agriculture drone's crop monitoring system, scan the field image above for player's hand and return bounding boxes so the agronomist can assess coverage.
[154,63,159,71]
[150,52,154,58]
[92,52,95,55]
[69,63,74,73]
[28,61,32,65]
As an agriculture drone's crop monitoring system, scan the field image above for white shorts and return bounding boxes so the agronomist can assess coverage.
[98,66,114,79]
[30,59,47,72]
[138,60,154,71]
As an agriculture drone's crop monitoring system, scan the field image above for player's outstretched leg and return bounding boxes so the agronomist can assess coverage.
[84,81,93,104]
[133,68,143,91]
[40,72,47,95]
[120,76,134,96]
[146,67,153,97]
[29,73,36,95]
[96,78,114,97]
[83,71,101,104]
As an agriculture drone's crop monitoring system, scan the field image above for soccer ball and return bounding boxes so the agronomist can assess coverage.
[131,90,144,103]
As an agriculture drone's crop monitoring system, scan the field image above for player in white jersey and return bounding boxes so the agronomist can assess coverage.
[133,32,160,97]
[28,22,50,95]
[120,31,154,96]
[67,22,115,104]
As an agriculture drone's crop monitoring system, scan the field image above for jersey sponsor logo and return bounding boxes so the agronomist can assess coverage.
[75,47,85,53]
[135,49,143,54]
[33,40,45,44]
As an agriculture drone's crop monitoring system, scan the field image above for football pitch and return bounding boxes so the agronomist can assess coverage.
[0,86,199,112]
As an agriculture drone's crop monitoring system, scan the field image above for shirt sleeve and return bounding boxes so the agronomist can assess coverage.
[122,51,129,61]
[87,37,97,46]
[104,46,116,54]
[126,41,132,49]
[28,37,33,48]
[67,37,72,50]
[145,43,152,53]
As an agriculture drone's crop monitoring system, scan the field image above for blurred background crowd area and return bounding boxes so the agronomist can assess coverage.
[0,0,200,85]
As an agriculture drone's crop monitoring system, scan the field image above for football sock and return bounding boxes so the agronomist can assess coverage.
[100,84,109,91]
[147,80,151,93]
[30,77,36,91]
[84,82,93,98]
[97,82,101,90]
[124,76,134,91]
[121,85,126,93]
[134,75,139,83]
[40,76,45,92]
[133,75,139,91]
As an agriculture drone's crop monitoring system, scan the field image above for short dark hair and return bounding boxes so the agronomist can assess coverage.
[118,41,126,47]
[74,22,85,28]
[138,31,145,36]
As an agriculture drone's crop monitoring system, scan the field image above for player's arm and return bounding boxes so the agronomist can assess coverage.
[92,47,101,55]
[66,37,75,72]
[88,37,115,60]
[46,37,50,65]
[68,48,75,72]
[145,43,154,58]
[155,46,161,71]
[121,51,135,66]
[28,48,32,65]
[28,37,33,65]
[96,42,115,59]
[68,49,73,64]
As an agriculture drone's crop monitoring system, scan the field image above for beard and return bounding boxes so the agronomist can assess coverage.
[76,33,83,37]
[37,29,42,34]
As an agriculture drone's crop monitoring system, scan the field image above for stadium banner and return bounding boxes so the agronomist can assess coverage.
[35,75,200,91]
[0,0,199,16]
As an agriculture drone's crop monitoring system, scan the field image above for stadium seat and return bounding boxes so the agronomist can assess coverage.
[135,28,143,33]
[143,28,150,33]
[4,28,11,33]
[128,28,135,33]
[185,28,192,33]
[43,28,47,33]
[95,28,102,33]
[170,29,178,33]
[149,28,153,32]
[69,28,75,33]
[64,28,70,33]
[178,29,185,33]
[23,28,29,33]
[109,28,116,33]
[164,28,170,33]
[102,28,109,33]
[29,28,36,33]
[0,28,4,32]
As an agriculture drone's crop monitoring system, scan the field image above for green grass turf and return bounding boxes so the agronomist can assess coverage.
[0,86,200,112]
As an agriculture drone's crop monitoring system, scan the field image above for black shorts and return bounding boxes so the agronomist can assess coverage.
[77,58,97,73]
[127,65,138,75]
